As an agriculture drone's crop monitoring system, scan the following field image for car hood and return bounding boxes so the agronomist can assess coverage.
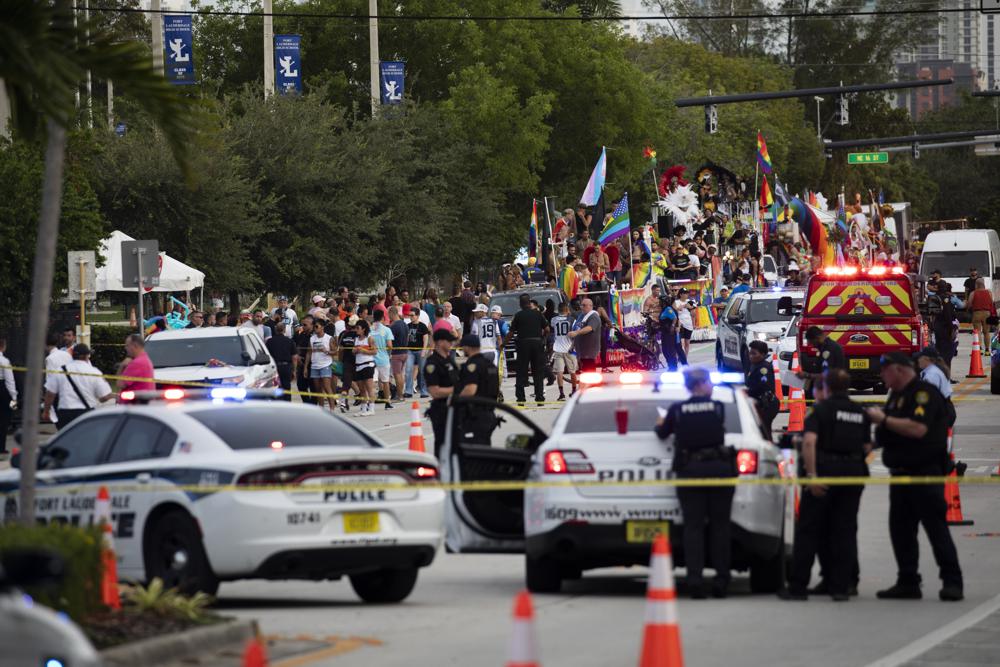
[745,322,788,337]
[154,365,253,382]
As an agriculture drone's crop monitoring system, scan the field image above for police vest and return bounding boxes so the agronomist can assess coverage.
[673,399,726,451]
[816,397,868,456]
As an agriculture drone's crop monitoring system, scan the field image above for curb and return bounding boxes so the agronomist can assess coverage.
[100,618,258,667]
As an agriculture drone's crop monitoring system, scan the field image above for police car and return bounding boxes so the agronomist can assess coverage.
[145,327,278,389]
[0,389,444,603]
[439,373,793,594]
[716,288,804,372]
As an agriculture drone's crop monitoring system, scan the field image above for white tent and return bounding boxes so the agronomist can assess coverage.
[96,230,205,293]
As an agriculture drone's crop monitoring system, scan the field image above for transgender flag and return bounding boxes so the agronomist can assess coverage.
[580,146,607,206]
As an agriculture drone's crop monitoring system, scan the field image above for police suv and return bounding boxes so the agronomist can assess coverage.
[439,373,793,594]
[716,288,804,372]
[0,389,444,603]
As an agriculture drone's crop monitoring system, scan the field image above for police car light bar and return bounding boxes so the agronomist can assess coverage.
[120,388,283,402]
[657,371,745,385]
[579,372,603,386]
[819,265,905,277]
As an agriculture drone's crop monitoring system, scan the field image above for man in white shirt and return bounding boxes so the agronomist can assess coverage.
[43,331,73,426]
[0,337,16,456]
[442,301,463,339]
[270,295,298,337]
[242,310,272,341]
[42,345,114,430]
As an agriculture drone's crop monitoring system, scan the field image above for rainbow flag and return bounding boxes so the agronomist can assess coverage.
[598,193,630,247]
[558,264,578,299]
[528,200,539,260]
[609,286,623,329]
[632,261,652,288]
[760,176,773,208]
[757,131,773,174]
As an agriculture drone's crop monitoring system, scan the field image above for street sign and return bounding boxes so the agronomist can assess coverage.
[121,240,161,288]
[847,152,889,165]
[67,251,97,299]
[982,1,1000,14]
[975,134,1000,157]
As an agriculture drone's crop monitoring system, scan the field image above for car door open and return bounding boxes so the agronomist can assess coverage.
[441,396,546,553]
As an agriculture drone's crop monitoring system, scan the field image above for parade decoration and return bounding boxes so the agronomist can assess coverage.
[528,200,540,260]
[558,264,578,300]
[580,147,607,206]
[659,185,701,227]
[657,164,689,198]
[609,286,624,329]
[756,131,773,174]
[759,176,773,208]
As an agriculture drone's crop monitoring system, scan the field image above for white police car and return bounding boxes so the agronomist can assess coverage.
[145,327,278,389]
[0,389,444,603]
[440,373,794,594]
[716,288,804,372]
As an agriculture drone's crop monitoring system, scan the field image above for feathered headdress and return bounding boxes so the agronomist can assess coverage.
[657,165,689,197]
[659,185,701,226]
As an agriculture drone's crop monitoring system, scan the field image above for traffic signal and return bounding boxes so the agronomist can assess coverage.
[911,143,920,159]
[705,104,718,134]
[834,95,849,126]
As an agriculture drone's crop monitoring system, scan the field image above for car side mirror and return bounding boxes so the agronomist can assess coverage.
[505,433,532,450]
[255,352,270,365]
[727,313,744,325]
[0,549,65,588]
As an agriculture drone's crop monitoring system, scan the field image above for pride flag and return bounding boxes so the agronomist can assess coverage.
[599,193,630,247]
[558,264,578,299]
[580,147,607,206]
[756,131,773,174]
[528,200,539,260]
[760,176,773,208]
[609,286,623,329]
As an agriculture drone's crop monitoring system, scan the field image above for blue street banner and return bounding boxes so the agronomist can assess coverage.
[163,15,195,85]
[379,61,404,105]
[274,35,302,95]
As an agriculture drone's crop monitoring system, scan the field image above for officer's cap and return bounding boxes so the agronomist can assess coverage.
[460,334,480,348]
[879,351,913,369]
[433,329,455,342]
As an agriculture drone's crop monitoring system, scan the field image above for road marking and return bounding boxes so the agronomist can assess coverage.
[863,591,1000,667]
[271,636,381,667]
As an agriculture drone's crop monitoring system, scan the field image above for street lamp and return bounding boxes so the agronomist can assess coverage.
[814,96,824,140]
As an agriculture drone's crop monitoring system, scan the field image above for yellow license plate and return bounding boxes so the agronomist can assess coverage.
[343,512,380,534]
[849,358,869,370]
[625,521,669,544]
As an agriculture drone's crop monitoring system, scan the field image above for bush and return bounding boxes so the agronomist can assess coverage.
[89,325,133,375]
[0,523,105,621]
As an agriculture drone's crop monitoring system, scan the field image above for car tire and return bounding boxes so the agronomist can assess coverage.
[350,567,419,603]
[749,549,784,594]
[525,556,562,593]
[144,510,219,596]
[992,365,1000,395]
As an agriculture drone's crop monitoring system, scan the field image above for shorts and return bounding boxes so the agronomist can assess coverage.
[579,357,598,373]
[355,365,375,381]
[390,356,406,375]
[375,364,392,383]
[310,365,333,379]
[552,352,578,374]
[679,327,693,340]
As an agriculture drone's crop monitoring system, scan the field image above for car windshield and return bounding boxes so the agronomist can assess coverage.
[564,398,742,434]
[187,406,378,449]
[489,291,563,316]
[145,336,246,368]
[919,251,990,279]
[748,297,801,323]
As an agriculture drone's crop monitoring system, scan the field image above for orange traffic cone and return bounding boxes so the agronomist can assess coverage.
[772,355,786,412]
[242,637,268,667]
[639,532,683,667]
[128,307,137,328]
[506,591,540,667]
[945,449,973,526]
[408,401,425,453]
[787,386,805,432]
[967,332,986,378]
[95,486,120,610]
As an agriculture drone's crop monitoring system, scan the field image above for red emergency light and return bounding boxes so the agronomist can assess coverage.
[818,265,904,278]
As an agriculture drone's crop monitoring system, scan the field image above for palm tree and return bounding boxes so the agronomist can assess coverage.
[1,0,200,523]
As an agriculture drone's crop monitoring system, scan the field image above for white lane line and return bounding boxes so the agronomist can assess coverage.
[863,591,1000,667]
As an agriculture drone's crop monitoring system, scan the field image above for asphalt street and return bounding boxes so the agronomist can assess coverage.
[206,336,1000,667]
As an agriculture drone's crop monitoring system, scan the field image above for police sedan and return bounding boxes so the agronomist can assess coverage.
[439,373,794,594]
[0,389,444,603]
[716,288,804,372]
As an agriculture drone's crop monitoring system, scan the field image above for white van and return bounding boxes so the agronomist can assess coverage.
[919,229,1000,305]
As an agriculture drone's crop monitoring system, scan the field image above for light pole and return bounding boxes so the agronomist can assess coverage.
[814,96,824,140]
[369,0,380,117]
[264,0,274,98]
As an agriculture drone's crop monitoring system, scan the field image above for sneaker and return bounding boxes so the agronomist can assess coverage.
[403,393,413,399]
[711,580,728,599]
[831,593,850,602]
[353,399,363,407]
[557,393,566,401]
[385,402,394,410]
[777,588,808,601]
[339,400,349,413]
[809,580,858,597]
[939,585,964,601]
[420,394,429,399]
[876,583,922,600]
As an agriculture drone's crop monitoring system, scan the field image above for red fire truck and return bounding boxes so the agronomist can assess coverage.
[795,265,927,388]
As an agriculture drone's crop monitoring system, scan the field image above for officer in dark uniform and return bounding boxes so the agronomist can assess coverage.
[745,341,779,436]
[798,326,846,398]
[866,352,963,601]
[654,367,735,599]
[423,329,459,457]
[503,293,549,405]
[455,334,501,444]
[780,368,870,601]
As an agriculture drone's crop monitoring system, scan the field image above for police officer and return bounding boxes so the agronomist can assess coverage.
[654,367,735,599]
[780,369,870,601]
[455,334,501,444]
[866,352,963,601]
[797,326,845,398]
[423,329,459,456]
[504,293,549,405]
[745,341,779,436]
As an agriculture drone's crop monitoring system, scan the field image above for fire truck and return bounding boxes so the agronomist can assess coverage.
[789,265,927,389]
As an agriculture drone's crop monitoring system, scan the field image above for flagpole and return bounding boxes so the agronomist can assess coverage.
[544,196,557,277]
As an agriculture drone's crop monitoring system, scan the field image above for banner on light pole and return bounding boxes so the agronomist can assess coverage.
[163,15,195,85]
[379,61,405,105]
[274,35,303,95]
